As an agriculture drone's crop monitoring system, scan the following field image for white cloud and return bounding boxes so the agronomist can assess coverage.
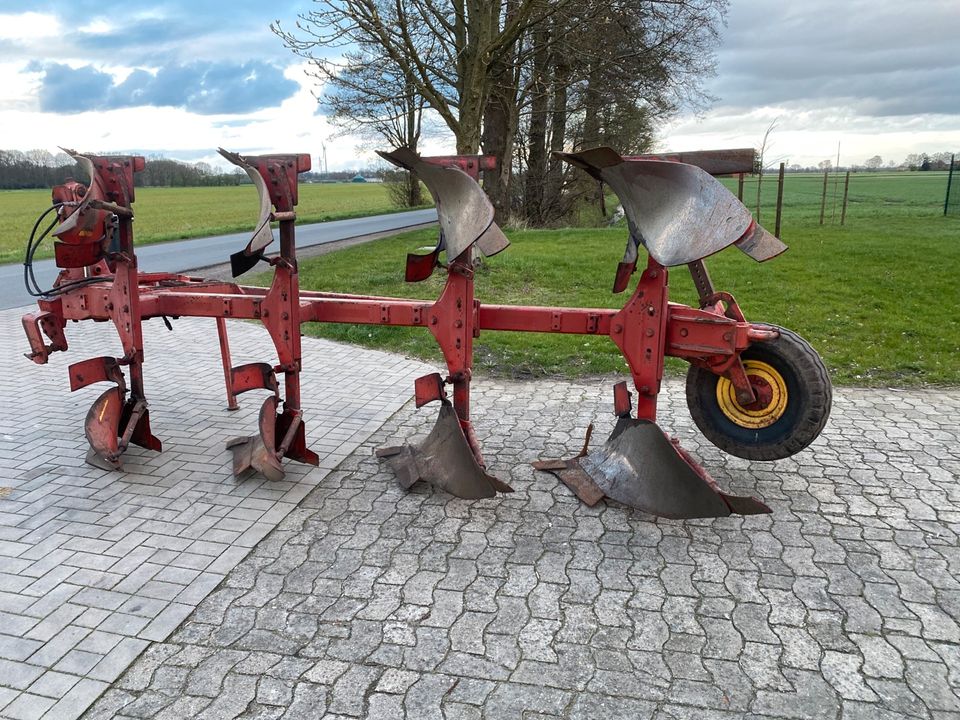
[0,62,40,110]
[0,11,62,41]
[0,63,404,171]
[77,18,115,35]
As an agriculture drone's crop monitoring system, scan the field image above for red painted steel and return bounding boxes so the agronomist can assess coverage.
[20,148,781,495]
[421,154,496,180]
[216,317,239,410]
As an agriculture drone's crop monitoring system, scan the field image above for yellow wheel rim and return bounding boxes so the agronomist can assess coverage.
[716,360,788,429]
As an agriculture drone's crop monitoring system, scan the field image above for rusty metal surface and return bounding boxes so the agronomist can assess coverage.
[531,458,606,506]
[559,146,756,179]
[404,248,440,282]
[414,373,446,408]
[230,362,279,395]
[421,154,497,179]
[84,386,124,470]
[120,397,162,453]
[217,148,275,257]
[22,310,68,363]
[533,416,770,518]
[275,409,319,467]
[625,148,757,176]
[475,222,510,257]
[578,419,768,518]
[227,395,285,482]
[52,152,103,241]
[378,401,512,499]
[378,148,507,260]
[216,317,239,411]
[68,356,124,392]
[733,219,788,261]
[687,259,715,304]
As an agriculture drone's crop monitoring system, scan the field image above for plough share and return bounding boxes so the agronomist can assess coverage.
[21,144,831,519]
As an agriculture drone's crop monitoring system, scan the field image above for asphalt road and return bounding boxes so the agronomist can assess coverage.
[2,208,436,310]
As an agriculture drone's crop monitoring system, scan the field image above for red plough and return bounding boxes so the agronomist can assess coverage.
[20,145,831,519]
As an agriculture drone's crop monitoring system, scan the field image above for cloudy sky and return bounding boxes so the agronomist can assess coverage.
[1,0,957,170]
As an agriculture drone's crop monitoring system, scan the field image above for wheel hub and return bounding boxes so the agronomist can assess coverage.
[717,360,788,429]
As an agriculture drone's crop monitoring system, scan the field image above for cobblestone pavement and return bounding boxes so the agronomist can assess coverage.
[77,374,960,719]
[0,309,430,720]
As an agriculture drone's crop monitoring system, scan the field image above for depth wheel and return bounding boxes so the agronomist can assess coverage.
[685,326,831,460]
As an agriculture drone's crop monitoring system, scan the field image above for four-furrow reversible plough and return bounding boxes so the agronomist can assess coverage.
[21,146,832,519]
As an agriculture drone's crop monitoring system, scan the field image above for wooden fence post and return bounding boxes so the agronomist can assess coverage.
[819,171,829,225]
[946,154,955,216]
[775,163,785,238]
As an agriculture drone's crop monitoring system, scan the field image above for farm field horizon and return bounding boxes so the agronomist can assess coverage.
[1,169,952,264]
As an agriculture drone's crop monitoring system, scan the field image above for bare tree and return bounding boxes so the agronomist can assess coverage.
[275,0,728,224]
[754,117,779,221]
[274,1,552,154]
[322,55,428,205]
[523,0,727,222]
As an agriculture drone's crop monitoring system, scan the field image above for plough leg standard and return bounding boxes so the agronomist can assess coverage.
[21,145,831,519]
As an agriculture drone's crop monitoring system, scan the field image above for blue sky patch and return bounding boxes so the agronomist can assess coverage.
[30,61,299,114]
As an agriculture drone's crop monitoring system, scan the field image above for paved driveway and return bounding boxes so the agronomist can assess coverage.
[78,375,959,718]
[0,308,430,719]
[1,306,958,719]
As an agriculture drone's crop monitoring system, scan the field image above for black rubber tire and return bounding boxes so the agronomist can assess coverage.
[685,325,832,461]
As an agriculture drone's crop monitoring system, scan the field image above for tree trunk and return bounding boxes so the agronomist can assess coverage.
[543,56,569,221]
[523,24,550,224]
[408,171,422,207]
[455,120,482,155]
[481,36,521,225]
[406,95,422,207]
[481,85,516,223]
[580,67,602,150]
[454,62,484,154]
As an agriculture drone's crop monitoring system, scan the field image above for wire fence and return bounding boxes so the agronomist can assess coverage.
[716,169,954,236]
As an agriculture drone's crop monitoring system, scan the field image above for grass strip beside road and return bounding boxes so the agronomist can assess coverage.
[285,215,959,387]
[1,183,430,264]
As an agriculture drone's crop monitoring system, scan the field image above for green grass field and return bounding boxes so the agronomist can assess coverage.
[280,170,958,387]
[0,182,426,264]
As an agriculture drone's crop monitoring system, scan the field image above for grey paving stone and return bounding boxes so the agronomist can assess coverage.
[0,635,43,662]
[40,679,108,720]
[53,650,103,677]
[0,309,432,716]
[1,691,56,720]
[25,670,81,700]
[0,687,17,713]
[87,638,150,683]
[0,659,45,691]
